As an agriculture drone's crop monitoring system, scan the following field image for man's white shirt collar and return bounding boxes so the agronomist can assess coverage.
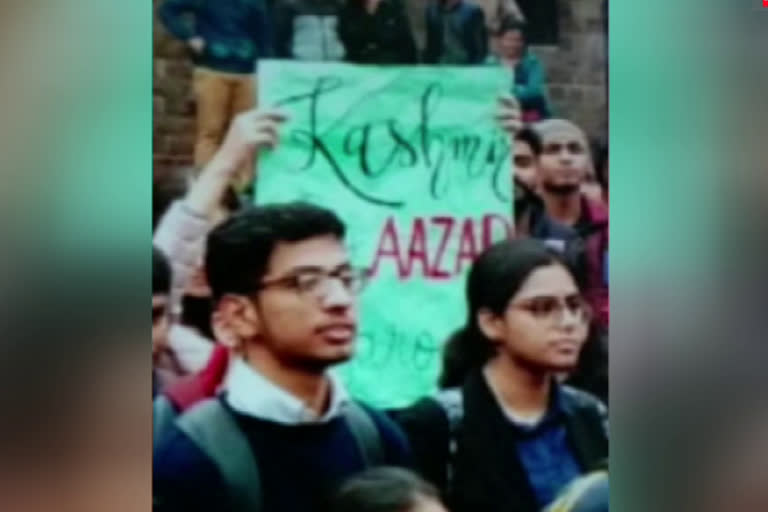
[225,357,350,424]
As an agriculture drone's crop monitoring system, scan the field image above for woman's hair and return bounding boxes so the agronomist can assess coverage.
[328,467,440,512]
[439,239,573,388]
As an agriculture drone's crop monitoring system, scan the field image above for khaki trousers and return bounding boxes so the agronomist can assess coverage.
[193,68,257,190]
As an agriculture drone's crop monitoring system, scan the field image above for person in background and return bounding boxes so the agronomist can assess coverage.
[157,0,273,190]
[423,0,488,65]
[274,0,347,61]
[338,0,418,64]
[516,119,608,331]
[154,202,411,512]
[473,0,525,53]
[153,109,287,440]
[514,126,541,191]
[154,246,182,397]
[589,141,608,205]
[154,109,287,378]
[488,18,552,122]
[580,172,604,207]
[328,467,448,512]
[392,239,608,512]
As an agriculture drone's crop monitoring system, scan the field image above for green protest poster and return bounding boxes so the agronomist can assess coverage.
[257,60,513,407]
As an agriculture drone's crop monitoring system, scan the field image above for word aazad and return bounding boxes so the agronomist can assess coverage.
[370,214,513,280]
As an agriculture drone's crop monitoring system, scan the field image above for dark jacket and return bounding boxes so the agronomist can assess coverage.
[154,398,411,512]
[391,370,608,512]
[274,0,346,61]
[424,0,488,64]
[338,0,418,64]
[158,0,272,74]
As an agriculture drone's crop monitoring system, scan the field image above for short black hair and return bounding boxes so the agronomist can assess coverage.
[328,467,440,512]
[515,126,542,156]
[153,246,172,296]
[495,16,527,38]
[205,202,346,301]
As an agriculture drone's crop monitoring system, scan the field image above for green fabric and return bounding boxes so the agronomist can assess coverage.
[257,61,513,407]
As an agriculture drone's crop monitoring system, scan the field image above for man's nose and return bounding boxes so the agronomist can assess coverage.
[321,278,354,310]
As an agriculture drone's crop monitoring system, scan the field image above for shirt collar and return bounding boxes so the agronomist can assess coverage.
[225,358,350,424]
[483,367,565,432]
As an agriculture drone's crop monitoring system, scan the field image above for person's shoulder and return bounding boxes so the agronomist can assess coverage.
[560,384,608,438]
[388,395,448,428]
[154,423,229,511]
[561,385,606,412]
[356,403,409,443]
[154,424,221,483]
[351,402,412,465]
[582,196,609,225]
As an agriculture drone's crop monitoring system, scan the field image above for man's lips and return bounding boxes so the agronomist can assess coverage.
[316,323,356,343]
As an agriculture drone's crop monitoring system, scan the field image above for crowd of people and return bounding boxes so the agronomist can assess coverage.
[153,1,609,511]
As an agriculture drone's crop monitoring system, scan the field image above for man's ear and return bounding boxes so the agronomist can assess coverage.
[216,294,260,347]
[477,307,504,343]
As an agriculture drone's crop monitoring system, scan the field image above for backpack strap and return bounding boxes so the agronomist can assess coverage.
[153,394,178,452]
[344,401,384,466]
[177,399,262,512]
[433,389,465,495]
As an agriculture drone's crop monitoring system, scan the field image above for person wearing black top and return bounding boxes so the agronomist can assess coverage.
[391,239,608,512]
[338,0,418,64]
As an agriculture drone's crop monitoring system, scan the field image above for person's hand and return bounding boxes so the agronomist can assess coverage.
[188,36,206,54]
[211,109,288,175]
[495,94,523,136]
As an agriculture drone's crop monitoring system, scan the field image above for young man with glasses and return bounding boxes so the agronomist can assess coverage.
[153,202,411,512]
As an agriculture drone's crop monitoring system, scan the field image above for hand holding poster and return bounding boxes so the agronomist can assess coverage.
[257,61,513,407]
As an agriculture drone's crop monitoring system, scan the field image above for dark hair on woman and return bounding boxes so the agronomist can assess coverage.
[439,239,575,388]
[328,467,440,512]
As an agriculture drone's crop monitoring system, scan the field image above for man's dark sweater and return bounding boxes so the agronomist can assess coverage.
[153,399,411,512]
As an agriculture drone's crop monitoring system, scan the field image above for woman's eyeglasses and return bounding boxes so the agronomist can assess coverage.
[509,294,592,324]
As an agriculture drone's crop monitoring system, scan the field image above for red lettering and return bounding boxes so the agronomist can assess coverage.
[430,217,454,279]
[482,214,514,249]
[370,217,406,277]
[455,219,478,273]
[404,218,430,277]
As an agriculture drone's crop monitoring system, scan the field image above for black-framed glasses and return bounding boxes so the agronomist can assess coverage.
[258,266,370,300]
[508,294,592,324]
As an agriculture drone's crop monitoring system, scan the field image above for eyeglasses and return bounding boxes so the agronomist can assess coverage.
[508,294,592,324]
[258,266,369,300]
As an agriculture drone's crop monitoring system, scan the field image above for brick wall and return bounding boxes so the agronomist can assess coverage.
[532,0,608,144]
[153,0,196,178]
[152,0,607,177]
